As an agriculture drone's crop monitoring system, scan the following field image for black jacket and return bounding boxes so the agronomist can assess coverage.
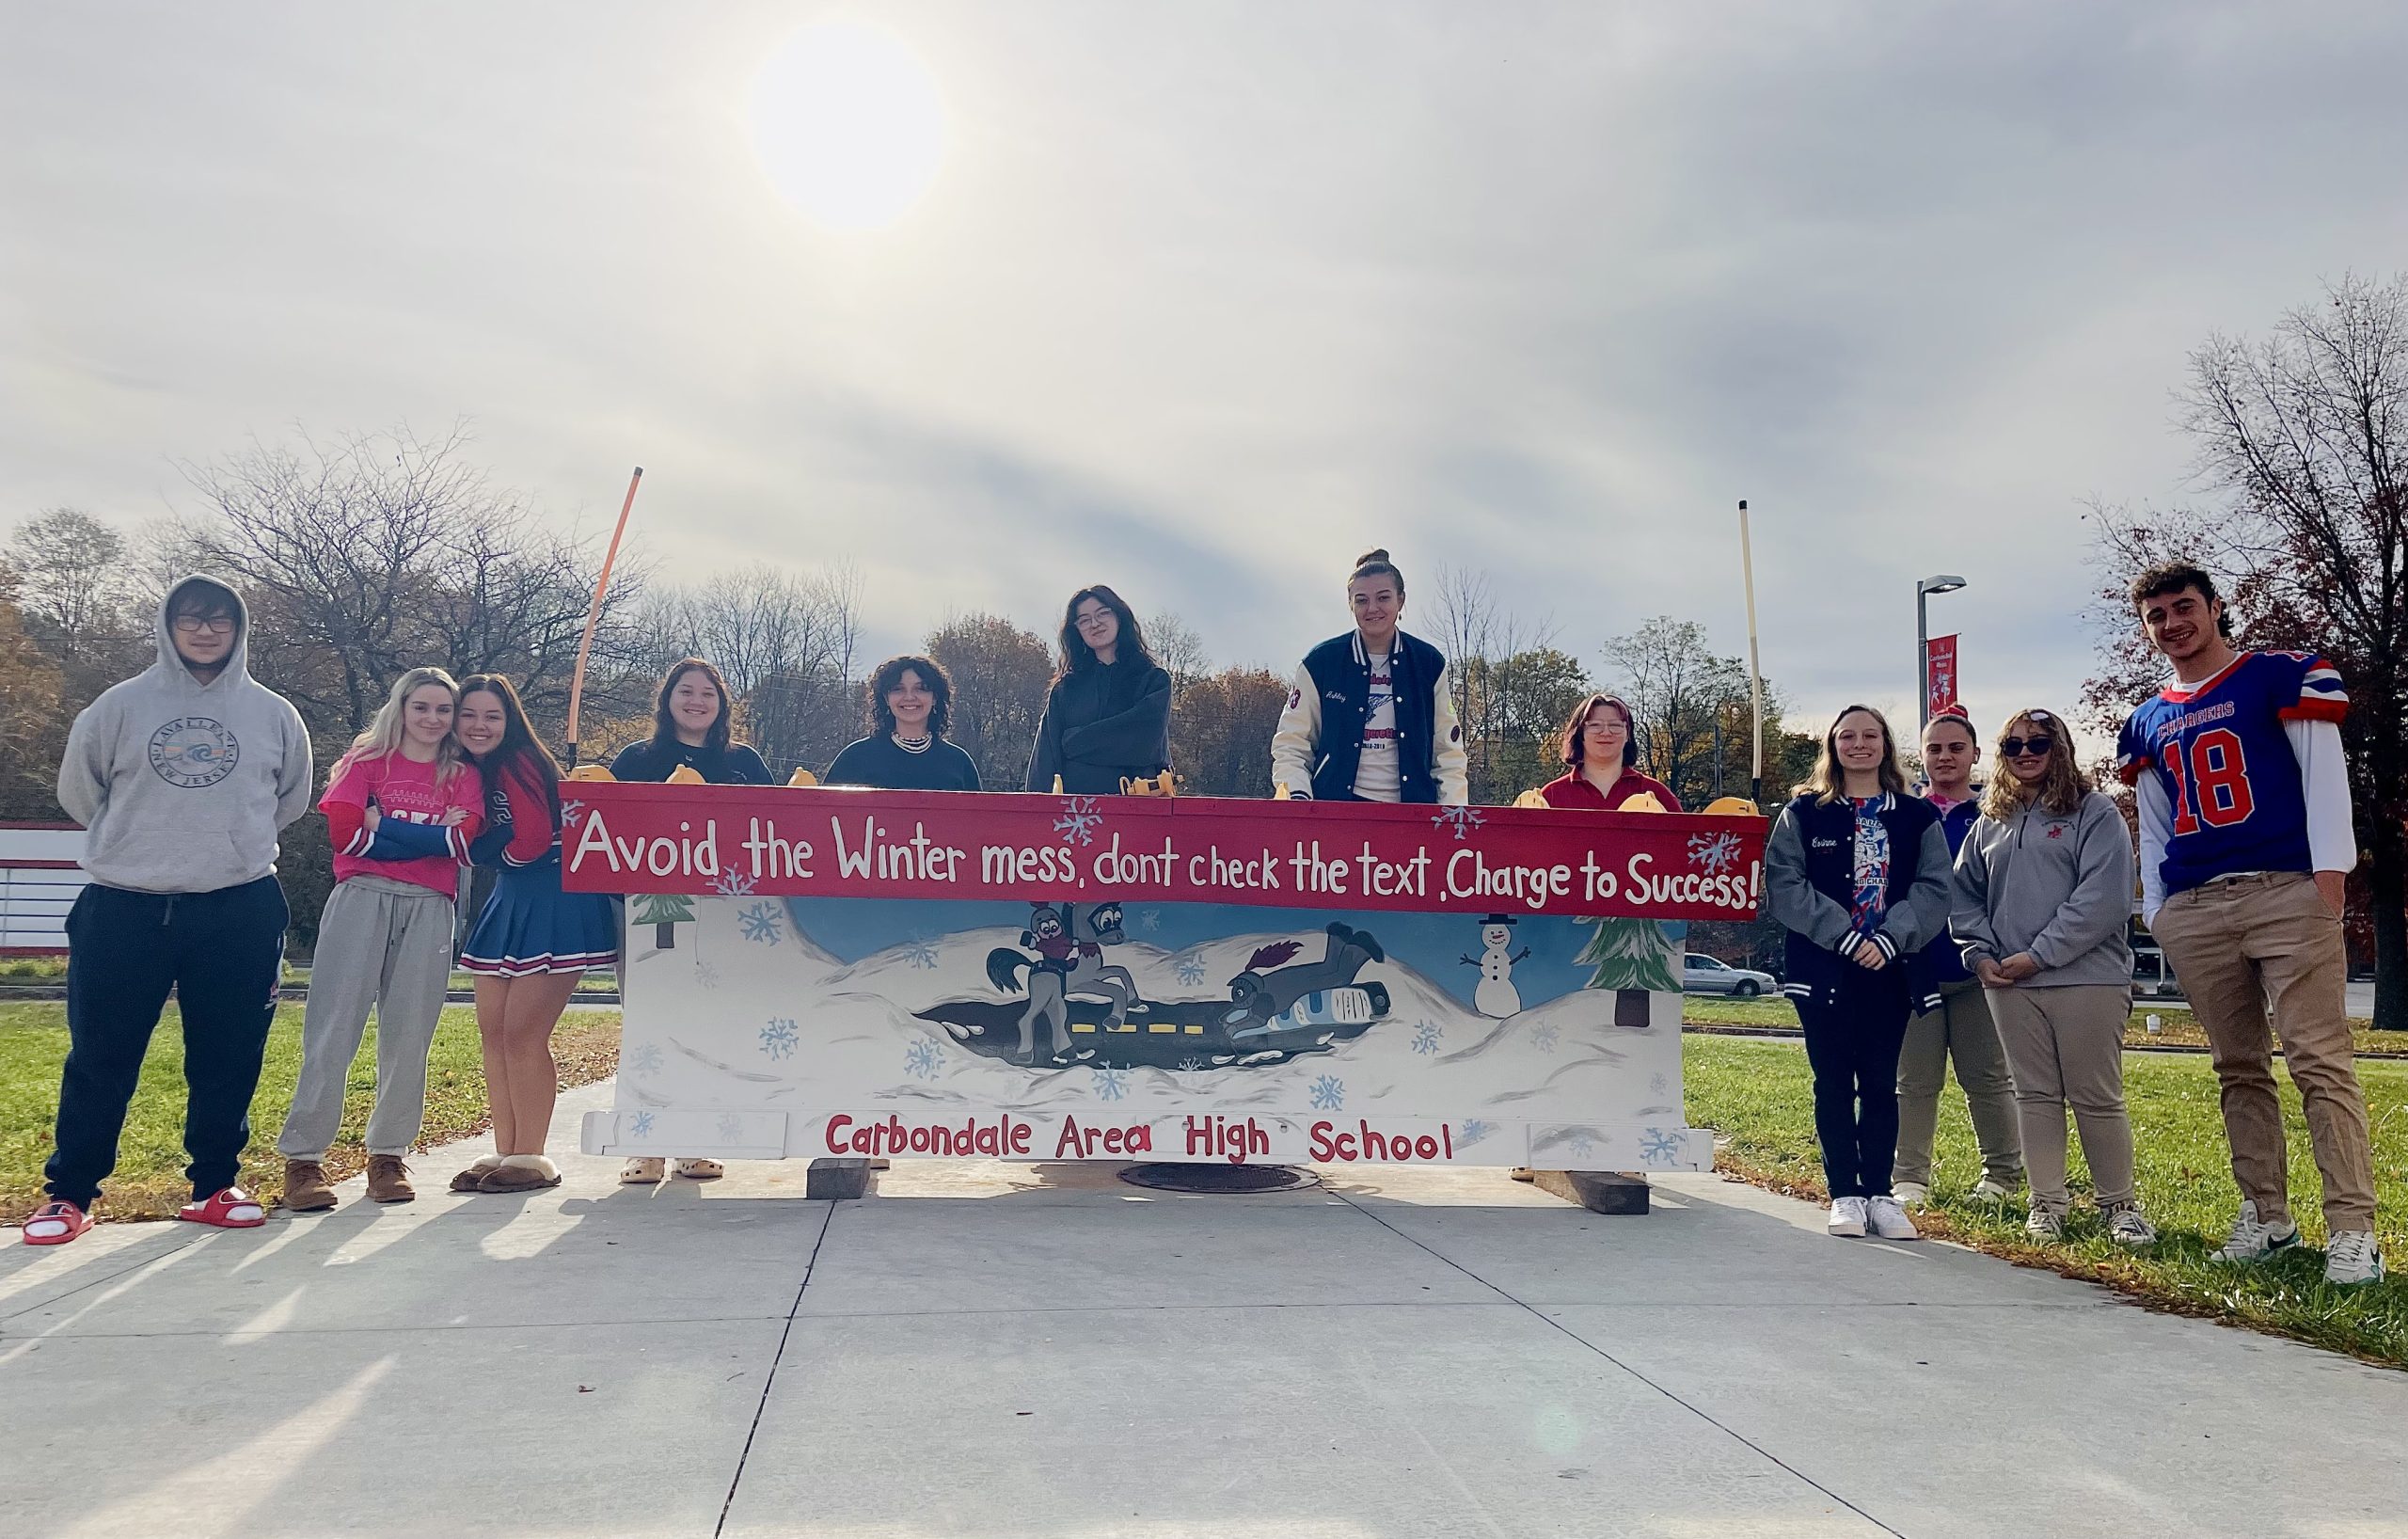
[610,738,773,786]
[1764,790,1952,1013]
[1024,659,1172,795]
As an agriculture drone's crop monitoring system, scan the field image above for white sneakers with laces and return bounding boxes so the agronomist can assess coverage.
[1865,1196,1921,1240]
[1826,1196,1868,1237]
[2324,1230,2385,1287]
[1892,1182,1930,1208]
[2212,1199,2301,1262]
[2104,1202,2158,1247]
[2025,1205,2065,1241]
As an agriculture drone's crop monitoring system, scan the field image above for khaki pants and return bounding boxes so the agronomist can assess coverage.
[1983,984,2135,1213]
[2148,872,2375,1231]
[1894,978,2024,1189]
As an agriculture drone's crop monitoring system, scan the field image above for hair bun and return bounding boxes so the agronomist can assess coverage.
[1355,547,1390,566]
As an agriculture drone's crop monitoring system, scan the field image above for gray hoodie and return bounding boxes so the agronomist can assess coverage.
[1950,788,2134,991]
[56,576,314,895]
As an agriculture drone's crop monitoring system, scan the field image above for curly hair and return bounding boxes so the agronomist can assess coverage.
[1980,708,2089,818]
[865,654,953,738]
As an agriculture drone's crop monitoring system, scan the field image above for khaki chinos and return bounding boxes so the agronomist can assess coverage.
[2147,871,2375,1232]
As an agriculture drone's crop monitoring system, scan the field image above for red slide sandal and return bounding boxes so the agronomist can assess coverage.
[21,1200,93,1246]
[177,1187,266,1229]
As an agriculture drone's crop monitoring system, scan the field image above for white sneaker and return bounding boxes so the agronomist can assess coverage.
[1826,1197,1868,1237]
[2105,1202,2158,1248]
[2324,1230,2385,1287]
[2212,1199,2300,1262]
[1866,1196,1921,1241]
[2025,1205,2065,1241]
[619,1156,666,1185]
[1971,1177,2018,1201]
[1893,1181,1930,1208]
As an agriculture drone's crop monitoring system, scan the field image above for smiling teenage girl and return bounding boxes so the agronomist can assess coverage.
[1269,549,1466,804]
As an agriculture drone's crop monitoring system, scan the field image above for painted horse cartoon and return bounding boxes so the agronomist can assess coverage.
[1224,922,1387,1039]
[985,902,1139,1063]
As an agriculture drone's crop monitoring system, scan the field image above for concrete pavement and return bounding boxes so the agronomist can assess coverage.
[3,1083,2402,1539]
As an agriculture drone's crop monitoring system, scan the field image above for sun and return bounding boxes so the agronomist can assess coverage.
[747,20,946,232]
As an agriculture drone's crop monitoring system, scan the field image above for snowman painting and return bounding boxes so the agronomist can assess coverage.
[1463,914,1531,1018]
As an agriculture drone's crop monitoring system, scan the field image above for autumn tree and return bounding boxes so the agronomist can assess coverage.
[2085,272,2408,1029]
[5,508,143,676]
[0,574,71,819]
[1458,646,1592,802]
[927,613,1054,791]
[1170,667,1291,797]
[1605,616,1783,810]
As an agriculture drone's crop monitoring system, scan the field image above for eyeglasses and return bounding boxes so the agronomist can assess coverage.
[2001,735,2056,758]
[171,615,237,636]
[1074,611,1113,629]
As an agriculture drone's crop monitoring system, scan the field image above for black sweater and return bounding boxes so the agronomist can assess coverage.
[1024,659,1173,794]
[610,738,774,786]
[826,735,982,791]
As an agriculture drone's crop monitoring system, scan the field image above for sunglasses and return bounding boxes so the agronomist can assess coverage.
[2001,735,2056,758]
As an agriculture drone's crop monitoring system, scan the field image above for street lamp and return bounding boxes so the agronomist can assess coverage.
[1916,574,1967,728]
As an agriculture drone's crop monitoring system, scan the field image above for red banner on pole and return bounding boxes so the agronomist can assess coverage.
[1925,633,1960,719]
[558,785,1765,920]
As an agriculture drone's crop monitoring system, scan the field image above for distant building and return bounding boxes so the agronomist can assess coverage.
[0,823,85,954]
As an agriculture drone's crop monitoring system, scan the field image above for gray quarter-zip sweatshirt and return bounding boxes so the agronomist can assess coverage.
[1950,788,2134,990]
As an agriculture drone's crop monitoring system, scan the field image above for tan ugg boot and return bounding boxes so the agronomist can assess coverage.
[282,1159,338,1213]
[366,1155,417,1204]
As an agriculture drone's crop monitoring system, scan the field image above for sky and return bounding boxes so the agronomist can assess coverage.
[6,2,2405,744]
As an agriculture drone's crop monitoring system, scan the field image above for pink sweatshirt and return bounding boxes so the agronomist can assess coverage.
[321,752,484,896]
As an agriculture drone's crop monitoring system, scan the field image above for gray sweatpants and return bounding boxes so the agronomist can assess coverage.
[1893,978,2025,1189]
[277,875,458,1162]
[1983,983,2137,1214]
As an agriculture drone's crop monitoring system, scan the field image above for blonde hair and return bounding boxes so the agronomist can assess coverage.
[1980,708,2088,818]
[338,666,467,785]
[1808,704,1909,805]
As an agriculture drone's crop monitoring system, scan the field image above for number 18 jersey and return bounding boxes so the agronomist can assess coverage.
[2116,650,2348,896]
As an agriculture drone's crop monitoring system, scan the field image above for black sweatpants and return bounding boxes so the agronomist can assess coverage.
[44,877,290,1209]
[1794,963,1913,1200]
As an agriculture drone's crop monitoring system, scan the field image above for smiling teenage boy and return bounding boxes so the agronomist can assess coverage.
[2115,563,2381,1286]
[20,577,313,1245]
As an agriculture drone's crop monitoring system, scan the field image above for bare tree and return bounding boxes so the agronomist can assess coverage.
[1427,564,1559,801]
[1605,616,1785,810]
[6,508,137,664]
[1147,611,1211,690]
[2086,271,2408,1028]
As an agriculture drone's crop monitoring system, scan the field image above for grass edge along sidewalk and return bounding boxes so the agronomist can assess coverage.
[1686,1034,2408,1372]
[0,1003,621,1223]
[1686,992,2408,1057]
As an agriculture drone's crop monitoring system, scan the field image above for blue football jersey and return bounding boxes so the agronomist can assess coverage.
[2116,651,2347,895]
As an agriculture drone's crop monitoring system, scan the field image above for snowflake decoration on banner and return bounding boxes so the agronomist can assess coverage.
[1175,1055,1207,1072]
[626,1042,663,1079]
[1640,1127,1685,1166]
[1307,1073,1345,1112]
[560,799,587,830]
[630,1110,656,1139]
[1532,1023,1560,1055]
[1174,955,1209,986]
[904,1039,944,1080]
[759,1017,799,1061]
[737,902,784,944]
[1136,908,1163,932]
[1458,1119,1492,1147]
[711,867,757,897]
[1411,1020,1443,1055]
[1093,1066,1129,1102]
[1567,1131,1595,1161]
[717,1113,745,1144]
[1431,804,1486,841]
[1650,1071,1670,1096]
[694,959,722,992]
[1054,795,1104,847]
[901,936,940,969]
[1687,830,1745,875]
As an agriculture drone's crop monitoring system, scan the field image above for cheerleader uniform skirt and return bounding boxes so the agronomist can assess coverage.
[459,854,620,976]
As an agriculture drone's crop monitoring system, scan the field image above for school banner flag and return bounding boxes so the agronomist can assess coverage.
[1926,634,1960,719]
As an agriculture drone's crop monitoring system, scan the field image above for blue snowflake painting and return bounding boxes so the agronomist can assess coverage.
[738,902,784,944]
[1687,830,1745,875]
[1532,1023,1560,1055]
[1640,1127,1685,1166]
[1136,908,1163,932]
[1411,1020,1443,1055]
[1650,1072,1670,1096]
[904,1039,944,1080]
[630,1110,656,1139]
[560,799,586,830]
[1307,1073,1345,1112]
[1093,1066,1129,1102]
[626,1041,663,1079]
[901,936,940,969]
[1567,1132,1595,1161]
[759,1017,799,1061]
[711,867,757,896]
[1175,1055,1207,1072]
[1458,1119,1492,1147]
[1431,804,1486,841]
[1174,954,1209,986]
[716,1113,746,1143]
[1054,795,1103,847]
[693,959,721,991]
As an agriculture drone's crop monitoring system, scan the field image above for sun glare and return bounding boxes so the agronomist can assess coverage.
[747,20,947,232]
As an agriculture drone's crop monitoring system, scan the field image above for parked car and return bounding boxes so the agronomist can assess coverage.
[1683,953,1776,997]
[2132,947,2183,1000]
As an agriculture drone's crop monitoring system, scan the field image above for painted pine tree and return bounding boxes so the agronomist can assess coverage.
[630,892,697,949]
[1578,916,1679,1028]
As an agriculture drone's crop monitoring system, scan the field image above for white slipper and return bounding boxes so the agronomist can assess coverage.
[620,1156,666,1185]
[673,1158,724,1181]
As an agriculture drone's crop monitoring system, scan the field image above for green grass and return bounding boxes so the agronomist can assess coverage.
[1683,994,2408,1055]
[1685,1034,2408,1368]
[1,1002,622,1223]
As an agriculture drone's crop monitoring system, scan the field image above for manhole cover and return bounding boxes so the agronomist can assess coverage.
[1117,1163,1316,1194]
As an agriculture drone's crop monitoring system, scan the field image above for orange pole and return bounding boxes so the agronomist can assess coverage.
[565,467,643,768]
